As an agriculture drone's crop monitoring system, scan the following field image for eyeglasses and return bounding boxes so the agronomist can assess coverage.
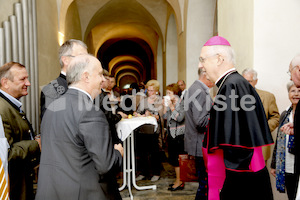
[287,66,297,76]
[65,55,75,58]
[199,54,218,63]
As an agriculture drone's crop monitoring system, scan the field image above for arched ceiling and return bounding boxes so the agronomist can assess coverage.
[58,0,185,89]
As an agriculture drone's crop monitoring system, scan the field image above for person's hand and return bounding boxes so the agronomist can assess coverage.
[270,168,276,177]
[280,122,294,135]
[117,111,127,118]
[114,143,124,157]
[35,135,41,150]
[145,110,151,117]
[133,112,144,117]
[169,104,175,112]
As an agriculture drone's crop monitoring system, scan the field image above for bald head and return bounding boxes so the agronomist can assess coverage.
[177,80,186,91]
[67,55,104,99]
[199,45,236,83]
[289,54,300,87]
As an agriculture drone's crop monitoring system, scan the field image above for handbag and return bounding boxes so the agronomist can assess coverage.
[179,154,198,182]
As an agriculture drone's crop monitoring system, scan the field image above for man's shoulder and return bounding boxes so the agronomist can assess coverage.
[0,96,11,108]
[223,72,253,91]
[45,90,101,117]
[256,88,275,98]
[0,96,17,116]
[41,76,67,98]
[188,80,203,91]
[226,72,247,84]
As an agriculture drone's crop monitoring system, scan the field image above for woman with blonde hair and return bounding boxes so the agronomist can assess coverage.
[134,80,164,182]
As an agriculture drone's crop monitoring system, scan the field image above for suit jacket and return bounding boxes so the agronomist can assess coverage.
[0,92,40,200]
[36,89,122,200]
[294,101,300,175]
[184,80,212,157]
[256,88,280,160]
[40,73,68,120]
[163,98,185,138]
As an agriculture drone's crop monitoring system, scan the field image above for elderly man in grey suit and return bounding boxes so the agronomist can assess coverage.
[184,68,214,199]
[36,54,124,200]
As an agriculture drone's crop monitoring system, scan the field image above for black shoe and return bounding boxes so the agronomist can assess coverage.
[169,183,184,191]
[167,184,174,190]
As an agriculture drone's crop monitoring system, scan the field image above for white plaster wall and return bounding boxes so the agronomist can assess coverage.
[157,37,163,95]
[166,14,178,86]
[186,0,216,88]
[253,0,300,114]
[218,0,254,72]
[218,1,300,199]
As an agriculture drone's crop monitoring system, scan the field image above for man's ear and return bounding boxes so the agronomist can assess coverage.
[61,56,69,67]
[253,79,258,87]
[0,77,9,89]
[216,54,224,66]
[82,71,90,82]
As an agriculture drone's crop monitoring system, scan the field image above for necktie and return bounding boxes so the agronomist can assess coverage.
[0,159,9,200]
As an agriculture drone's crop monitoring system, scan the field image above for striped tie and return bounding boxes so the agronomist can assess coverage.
[0,159,9,200]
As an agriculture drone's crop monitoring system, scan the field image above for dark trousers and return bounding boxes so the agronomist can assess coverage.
[195,156,208,200]
[286,173,298,200]
[135,133,162,177]
[220,167,273,200]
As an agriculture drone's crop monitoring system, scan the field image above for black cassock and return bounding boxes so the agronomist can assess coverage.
[207,71,274,200]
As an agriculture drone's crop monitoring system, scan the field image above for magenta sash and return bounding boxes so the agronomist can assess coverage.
[249,147,265,172]
[202,147,225,200]
[203,145,266,200]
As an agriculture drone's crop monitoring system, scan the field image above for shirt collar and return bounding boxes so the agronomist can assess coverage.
[215,68,236,85]
[196,80,210,93]
[0,89,23,111]
[69,87,93,101]
[61,71,66,76]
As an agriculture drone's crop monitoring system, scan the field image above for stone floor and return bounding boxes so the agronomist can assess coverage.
[118,158,290,200]
[118,162,198,200]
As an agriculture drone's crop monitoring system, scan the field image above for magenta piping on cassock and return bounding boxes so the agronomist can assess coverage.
[210,142,274,150]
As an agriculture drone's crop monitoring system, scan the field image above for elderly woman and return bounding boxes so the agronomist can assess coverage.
[163,83,185,191]
[270,82,300,200]
[134,80,164,182]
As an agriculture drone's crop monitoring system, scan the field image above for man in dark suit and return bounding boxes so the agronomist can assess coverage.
[95,70,126,144]
[177,80,187,99]
[36,55,124,200]
[184,68,214,199]
[0,62,41,200]
[40,39,88,119]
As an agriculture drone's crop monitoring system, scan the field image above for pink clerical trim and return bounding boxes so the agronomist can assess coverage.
[210,142,274,150]
[203,146,266,199]
[249,147,265,172]
[202,147,225,200]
